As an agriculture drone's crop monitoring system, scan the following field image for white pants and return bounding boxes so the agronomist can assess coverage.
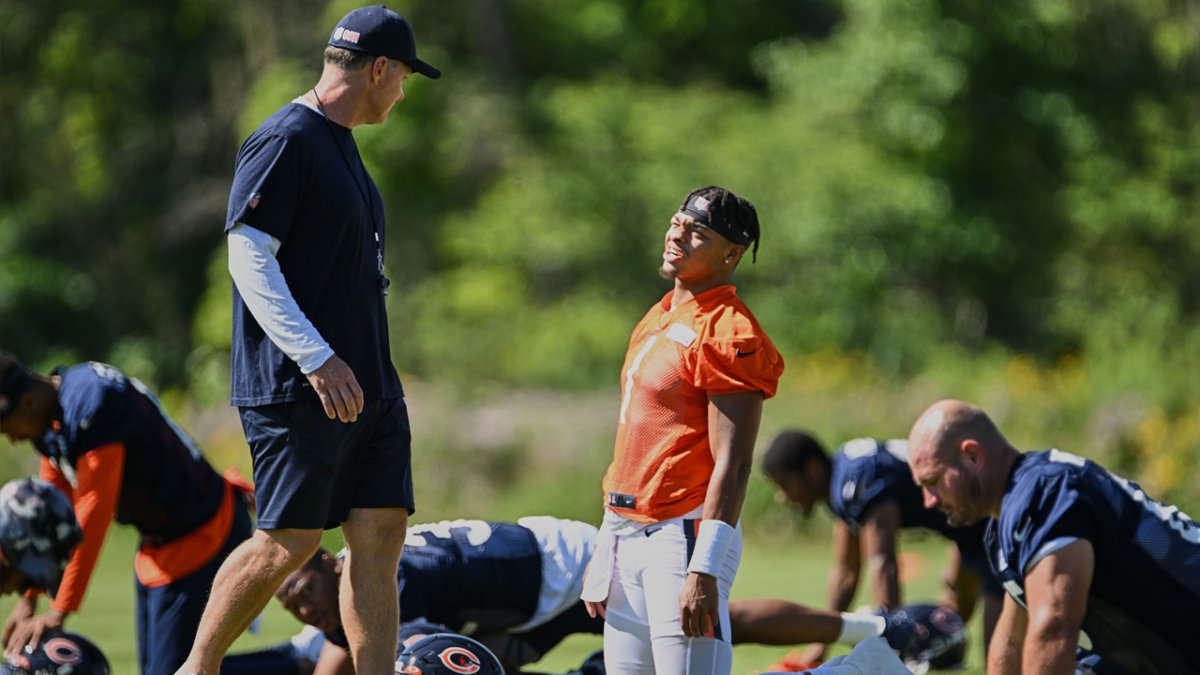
[602,514,741,675]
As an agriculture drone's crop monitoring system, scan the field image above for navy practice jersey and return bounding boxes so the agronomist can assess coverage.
[987,449,1200,672]
[830,438,993,578]
[34,363,226,544]
[226,102,403,406]
[326,520,542,648]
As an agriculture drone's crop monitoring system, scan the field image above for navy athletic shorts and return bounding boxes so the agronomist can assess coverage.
[240,397,415,530]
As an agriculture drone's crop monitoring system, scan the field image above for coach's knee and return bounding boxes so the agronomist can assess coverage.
[342,507,408,557]
[253,527,323,571]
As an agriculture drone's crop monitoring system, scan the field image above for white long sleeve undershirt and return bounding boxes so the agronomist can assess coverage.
[227,223,335,375]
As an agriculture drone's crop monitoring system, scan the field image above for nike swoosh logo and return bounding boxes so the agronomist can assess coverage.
[1013,516,1033,543]
[645,527,663,537]
[735,350,756,358]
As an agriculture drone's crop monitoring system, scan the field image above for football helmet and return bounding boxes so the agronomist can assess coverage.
[396,633,504,675]
[0,631,110,675]
[0,478,82,597]
[895,603,967,672]
[397,620,451,652]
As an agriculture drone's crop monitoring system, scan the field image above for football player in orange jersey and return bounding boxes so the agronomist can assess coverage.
[581,186,785,675]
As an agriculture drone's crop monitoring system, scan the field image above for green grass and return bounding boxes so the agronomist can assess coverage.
[0,526,986,674]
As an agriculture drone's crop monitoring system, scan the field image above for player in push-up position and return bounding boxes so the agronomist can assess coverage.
[758,430,1002,664]
[0,353,252,675]
[582,186,785,675]
[272,517,604,674]
[908,399,1200,674]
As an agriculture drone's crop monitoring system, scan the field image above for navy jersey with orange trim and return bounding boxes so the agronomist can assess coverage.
[325,520,542,648]
[34,363,226,544]
[987,450,1200,672]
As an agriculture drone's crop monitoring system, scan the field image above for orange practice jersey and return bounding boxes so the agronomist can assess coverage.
[602,285,783,523]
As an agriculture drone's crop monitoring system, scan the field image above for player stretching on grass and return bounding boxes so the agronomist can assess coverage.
[0,353,252,675]
[582,186,784,675]
[759,430,1002,664]
[909,399,1200,674]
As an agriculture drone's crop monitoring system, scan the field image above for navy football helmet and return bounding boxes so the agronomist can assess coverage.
[0,631,110,675]
[0,478,82,597]
[396,633,504,675]
[397,620,451,653]
[895,603,967,671]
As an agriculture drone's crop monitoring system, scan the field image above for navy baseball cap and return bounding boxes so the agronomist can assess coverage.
[328,6,441,79]
[0,478,82,598]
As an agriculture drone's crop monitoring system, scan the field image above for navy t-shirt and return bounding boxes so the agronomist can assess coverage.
[34,363,226,544]
[987,449,1200,671]
[829,438,993,582]
[226,102,403,406]
[325,520,543,648]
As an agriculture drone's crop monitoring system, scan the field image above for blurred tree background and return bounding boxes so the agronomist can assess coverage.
[2,0,1200,519]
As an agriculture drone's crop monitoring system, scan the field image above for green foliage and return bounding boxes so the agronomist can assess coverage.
[2,0,1199,501]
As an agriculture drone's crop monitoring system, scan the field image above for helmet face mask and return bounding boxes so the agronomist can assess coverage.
[395,633,504,675]
[0,631,110,675]
[895,603,968,672]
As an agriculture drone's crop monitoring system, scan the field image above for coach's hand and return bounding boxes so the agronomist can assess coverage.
[4,609,65,658]
[306,355,365,423]
[680,572,720,638]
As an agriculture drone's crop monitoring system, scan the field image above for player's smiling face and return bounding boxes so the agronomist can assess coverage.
[276,557,341,633]
[660,213,737,283]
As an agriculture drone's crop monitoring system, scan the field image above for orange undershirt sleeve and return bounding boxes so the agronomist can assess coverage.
[38,457,73,498]
[49,443,124,614]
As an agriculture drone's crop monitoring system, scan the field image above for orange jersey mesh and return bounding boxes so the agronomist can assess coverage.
[602,285,783,523]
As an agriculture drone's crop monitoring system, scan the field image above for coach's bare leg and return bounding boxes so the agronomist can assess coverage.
[340,506,409,674]
[174,528,322,675]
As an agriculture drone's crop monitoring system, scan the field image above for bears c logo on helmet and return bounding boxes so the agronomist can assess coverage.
[395,632,502,675]
[438,646,482,675]
[43,637,83,665]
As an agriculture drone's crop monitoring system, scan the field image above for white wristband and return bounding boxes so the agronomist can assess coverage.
[836,612,886,644]
[686,520,737,577]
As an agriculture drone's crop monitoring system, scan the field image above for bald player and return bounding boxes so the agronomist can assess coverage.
[907,399,1200,674]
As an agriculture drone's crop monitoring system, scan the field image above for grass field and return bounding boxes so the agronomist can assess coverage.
[0,525,987,674]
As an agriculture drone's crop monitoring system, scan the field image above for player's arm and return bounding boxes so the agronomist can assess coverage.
[1020,539,1093,674]
[6,444,124,654]
[986,592,1028,675]
[679,390,763,638]
[941,546,980,621]
[828,520,862,613]
[728,598,842,645]
[227,223,362,423]
[858,501,902,610]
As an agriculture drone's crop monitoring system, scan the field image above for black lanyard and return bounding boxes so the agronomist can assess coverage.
[311,89,390,296]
